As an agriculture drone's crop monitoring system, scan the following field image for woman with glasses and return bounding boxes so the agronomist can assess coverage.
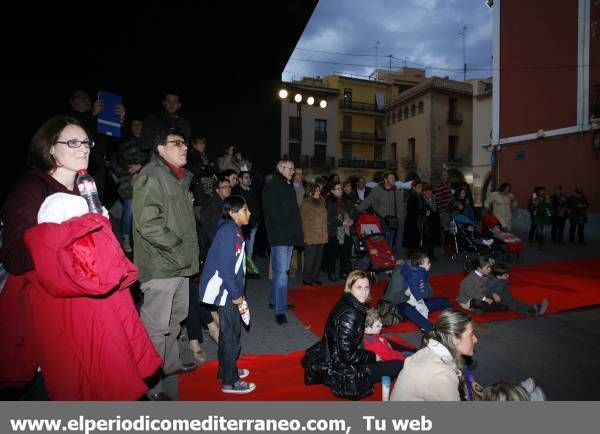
[311,271,405,400]
[0,115,97,395]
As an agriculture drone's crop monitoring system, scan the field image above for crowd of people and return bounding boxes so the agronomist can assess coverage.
[0,88,592,401]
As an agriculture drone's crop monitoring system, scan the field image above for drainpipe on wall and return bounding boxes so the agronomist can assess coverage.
[428,94,434,182]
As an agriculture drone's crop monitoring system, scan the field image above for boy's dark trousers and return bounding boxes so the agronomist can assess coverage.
[551,217,566,243]
[217,301,241,386]
[484,286,532,315]
[528,212,536,243]
[470,299,508,313]
[569,222,585,243]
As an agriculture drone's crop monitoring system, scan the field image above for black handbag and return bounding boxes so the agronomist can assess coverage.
[377,299,403,327]
[301,337,330,386]
[325,364,374,400]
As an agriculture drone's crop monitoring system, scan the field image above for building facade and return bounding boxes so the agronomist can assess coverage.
[321,75,390,179]
[279,79,339,173]
[385,77,474,185]
[492,0,600,210]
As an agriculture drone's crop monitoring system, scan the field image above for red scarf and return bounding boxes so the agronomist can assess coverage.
[164,160,185,180]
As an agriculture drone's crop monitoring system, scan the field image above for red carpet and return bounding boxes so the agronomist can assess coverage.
[180,335,414,401]
[180,257,600,401]
[289,257,600,335]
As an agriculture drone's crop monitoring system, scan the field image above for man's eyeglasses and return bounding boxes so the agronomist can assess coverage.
[165,139,188,147]
[56,139,95,148]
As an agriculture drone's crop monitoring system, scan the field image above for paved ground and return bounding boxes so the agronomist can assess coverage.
[113,207,600,400]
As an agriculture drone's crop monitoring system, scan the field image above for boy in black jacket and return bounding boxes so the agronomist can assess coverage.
[485,263,549,316]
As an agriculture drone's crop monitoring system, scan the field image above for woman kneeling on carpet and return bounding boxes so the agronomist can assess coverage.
[306,270,406,400]
[390,309,478,401]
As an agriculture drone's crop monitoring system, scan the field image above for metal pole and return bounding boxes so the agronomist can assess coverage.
[297,102,302,164]
[459,26,467,81]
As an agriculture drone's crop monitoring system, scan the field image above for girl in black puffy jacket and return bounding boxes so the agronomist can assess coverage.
[320,270,405,399]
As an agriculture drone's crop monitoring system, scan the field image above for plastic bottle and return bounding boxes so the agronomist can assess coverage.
[381,375,391,401]
[76,169,103,214]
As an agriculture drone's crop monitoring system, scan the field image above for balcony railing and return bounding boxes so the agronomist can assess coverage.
[447,112,463,125]
[338,159,387,169]
[310,155,335,169]
[339,131,385,142]
[314,131,327,143]
[339,100,383,113]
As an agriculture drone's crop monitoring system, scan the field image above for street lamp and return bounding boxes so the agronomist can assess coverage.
[278,88,327,165]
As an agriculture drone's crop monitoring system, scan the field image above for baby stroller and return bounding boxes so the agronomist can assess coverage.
[448,214,495,262]
[351,212,396,281]
[481,213,524,261]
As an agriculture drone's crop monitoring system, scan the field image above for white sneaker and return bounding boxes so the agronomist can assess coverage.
[221,380,256,394]
[536,299,549,316]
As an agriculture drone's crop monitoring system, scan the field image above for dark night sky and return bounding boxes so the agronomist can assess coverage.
[1,1,318,203]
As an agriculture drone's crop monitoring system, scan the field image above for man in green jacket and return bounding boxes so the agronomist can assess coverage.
[133,128,199,400]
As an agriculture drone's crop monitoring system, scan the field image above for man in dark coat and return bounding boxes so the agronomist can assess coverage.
[262,160,303,324]
[350,176,371,204]
[140,92,191,153]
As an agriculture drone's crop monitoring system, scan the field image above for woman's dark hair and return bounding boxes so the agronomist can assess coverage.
[492,262,509,276]
[498,182,511,193]
[326,181,341,194]
[222,195,246,219]
[27,115,91,173]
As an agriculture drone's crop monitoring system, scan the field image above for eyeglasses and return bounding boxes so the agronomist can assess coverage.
[164,139,188,147]
[56,139,95,148]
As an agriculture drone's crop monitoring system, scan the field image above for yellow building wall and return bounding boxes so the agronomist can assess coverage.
[322,75,391,180]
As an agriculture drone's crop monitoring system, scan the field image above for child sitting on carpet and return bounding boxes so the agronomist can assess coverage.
[396,253,452,331]
[199,195,255,394]
[485,262,549,316]
[363,309,414,361]
[457,256,508,315]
